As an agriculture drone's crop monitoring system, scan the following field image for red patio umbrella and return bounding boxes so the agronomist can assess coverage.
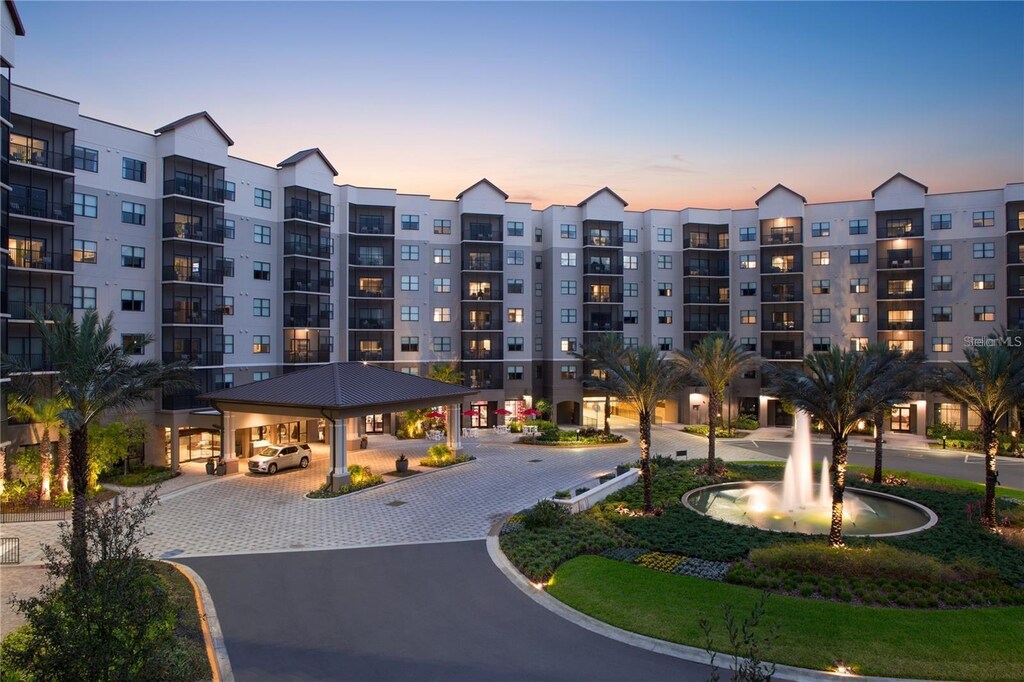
[494,408,511,415]
[425,411,445,419]
[523,408,540,417]
[462,409,479,417]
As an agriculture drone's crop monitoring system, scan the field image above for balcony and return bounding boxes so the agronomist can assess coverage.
[349,317,393,330]
[8,200,74,223]
[162,351,224,366]
[761,291,803,303]
[162,309,224,326]
[766,349,799,360]
[161,266,224,285]
[463,257,500,272]
[684,264,730,277]
[462,226,501,242]
[349,253,394,267]
[684,235,729,249]
[284,314,332,328]
[350,350,387,362]
[877,257,924,270]
[163,222,225,244]
[583,320,624,332]
[684,321,729,332]
[583,234,623,248]
[284,277,332,294]
[762,231,799,246]
[583,261,623,275]
[1,75,9,122]
[163,179,224,203]
[684,293,730,304]
[349,221,394,235]
[162,393,207,411]
[284,350,331,364]
[7,302,71,321]
[463,291,500,301]
[762,319,803,332]
[462,320,499,331]
[285,204,332,224]
[880,288,922,300]
[9,144,74,173]
[761,261,801,275]
[352,286,394,298]
[462,349,499,360]
[7,249,74,272]
[285,241,332,259]
[583,292,624,304]
[881,320,922,331]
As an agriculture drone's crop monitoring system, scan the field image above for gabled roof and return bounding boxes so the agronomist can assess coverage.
[755,183,807,206]
[201,362,476,412]
[456,178,509,200]
[578,186,628,208]
[871,172,928,197]
[277,147,339,177]
[154,111,234,146]
[6,1,25,36]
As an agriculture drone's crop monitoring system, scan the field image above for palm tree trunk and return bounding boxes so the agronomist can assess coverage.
[829,437,848,547]
[70,425,90,586]
[39,429,52,501]
[639,410,653,513]
[707,393,719,470]
[872,408,885,484]
[57,430,70,494]
[0,445,6,496]
[982,415,998,526]
[604,394,611,435]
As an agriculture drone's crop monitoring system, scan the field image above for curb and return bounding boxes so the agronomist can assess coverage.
[484,529,935,682]
[169,561,233,682]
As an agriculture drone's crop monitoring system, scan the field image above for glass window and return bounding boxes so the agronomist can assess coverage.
[217,334,234,354]
[932,306,952,322]
[433,219,451,234]
[433,248,451,264]
[121,157,146,183]
[507,366,524,380]
[851,308,869,323]
[623,228,638,243]
[739,255,756,269]
[658,282,672,297]
[657,254,672,269]
[216,295,234,315]
[433,277,451,293]
[849,219,868,235]
[624,310,638,324]
[931,213,951,230]
[931,244,952,260]
[400,336,419,352]
[507,221,524,237]
[739,226,756,241]
[401,214,420,230]
[624,255,638,270]
[121,245,145,268]
[811,250,830,266]
[740,282,756,296]
[400,275,419,291]
[812,308,830,323]
[254,188,272,208]
[850,249,868,264]
[253,372,271,382]
[507,278,524,294]
[560,337,577,352]
[73,239,97,264]
[973,274,995,290]
[506,249,524,265]
[73,286,96,309]
[560,308,577,323]
[253,298,271,317]
[932,337,952,353]
[560,365,577,380]
[254,225,272,244]
[931,275,952,291]
[253,261,270,280]
[560,252,577,267]
[972,211,995,228]
[973,242,994,259]
[400,306,419,321]
[120,289,145,312]
[560,224,577,239]
[73,145,98,172]
[740,310,756,324]
[217,179,236,201]
[656,227,672,242]
[220,218,236,239]
[850,337,869,351]
[624,283,638,297]
[507,337,524,352]
[811,222,830,237]
[433,307,451,322]
[401,245,419,261]
[120,201,145,225]
[812,279,830,294]
[73,192,98,218]
[432,337,451,352]
[657,310,672,324]
[974,305,995,321]
[812,337,831,352]
[850,278,868,293]
[560,280,577,295]
[253,335,271,353]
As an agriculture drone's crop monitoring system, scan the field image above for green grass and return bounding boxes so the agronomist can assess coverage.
[549,555,1024,681]
[151,562,213,681]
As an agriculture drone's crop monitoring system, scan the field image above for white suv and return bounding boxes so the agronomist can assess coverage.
[248,443,312,474]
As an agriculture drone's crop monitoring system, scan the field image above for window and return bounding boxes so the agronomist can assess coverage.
[657,254,672,269]
[973,274,995,290]
[507,337,524,352]
[400,306,419,322]
[214,373,234,390]
[658,282,672,297]
[623,228,638,243]
[254,225,272,244]
[931,244,952,260]
[507,278,524,294]
[560,365,577,380]
[973,242,994,259]
[432,277,451,293]
[253,372,271,382]
[560,223,577,239]
[740,310,756,324]
[931,275,952,291]
[560,280,577,295]
[400,275,419,291]
[120,245,144,268]
[216,334,234,354]
[851,337,869,351]
[217,179,236,201]
[739,226,756,241]
[560,308,577,323]
[400,336,419,352]
[253,335,270,353]
[507,308,524,323]
[560,337,577,352]
[121,334,146,356]
[74,192,97,218]
[624,255,638,270]
[433,219,451,234]
[740,337,757,351]
[972,211,995,228]
[811,250,830,266]
[656,227,672,242]
[535,337,544,352]
[560,252,577,267]
[658,310,673,324]
[932,306,952,322]
[739,255,756,269]
[624,310,638,324]
[974,305,995,322]
[850,219,868,235]
[216,295,234,315]
[253,298,270,317]
[850,278,869,294]
[887,309,914,326]
[812,337,831,352]
[535,255,543,270]
[220,218,235,239]
[812,308,830,323]
[118,201,145,225]
[73,239,97,264]
[254,188,272,208]
[401,214,420,230]
[433,307,451,322]
[506,249,524,265]
[931,213,952,230]
[507,366,524,380]
[433,248,451,264]
[851,307,869,323]
[535,309,543,324]
[535,226,543,243]
[121,157,146,182]
[624,283,638,297]
[432,337,451,352]
[73,145,98,172]
[850,248,868,264]
[120,289,145,312]
[400,245,419,261]
[932,337,953,353]
[507,221,524,237]
[811,221,830,237]
[253,261,270,280]
[740,282,757,296]
[657,337,673,351]
[812,279,830,294]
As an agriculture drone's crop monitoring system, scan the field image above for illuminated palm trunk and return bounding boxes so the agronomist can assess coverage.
[872,407,885,484]
[707,392,720,470]
[981,416,998,525]
[638,410,653,513]
[829,437,848,547]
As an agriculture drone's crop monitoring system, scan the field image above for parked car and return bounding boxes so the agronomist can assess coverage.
[248,443,312,474]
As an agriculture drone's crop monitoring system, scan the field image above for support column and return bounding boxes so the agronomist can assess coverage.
[169,427,180,473]
[330,417,350,488]
[221,411,238,473]
[447,405,462,454]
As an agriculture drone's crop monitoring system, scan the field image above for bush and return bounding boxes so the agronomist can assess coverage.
[527,420,559,433]
[307,465,385,497]
[683,425,738,438]
[554,490,571,500]
[427,443,452,460]
[522,499,571,530]
[101,465,177,487]
[508,421,523,433]
[734,416,760,431]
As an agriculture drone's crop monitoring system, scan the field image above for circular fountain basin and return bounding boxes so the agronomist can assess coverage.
[683,482,938,537]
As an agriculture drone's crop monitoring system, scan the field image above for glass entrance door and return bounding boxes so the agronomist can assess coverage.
[364,414,384,433]
[891,406,912,432]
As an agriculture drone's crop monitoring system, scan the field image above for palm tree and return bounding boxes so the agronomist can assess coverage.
[766,347,908,546]
[2,309,194,586]
[674,334,759,471]
[574,334,620,434]
[933,342,1024,526]
[578,335,688,513]
[863,345,924,484]
[428,362,464,385]
[7,396,65,501]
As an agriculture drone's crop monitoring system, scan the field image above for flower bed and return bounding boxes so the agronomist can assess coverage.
[517,425,626,446]
[306,464,384,498]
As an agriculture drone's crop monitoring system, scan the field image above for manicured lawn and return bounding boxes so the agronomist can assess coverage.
[549,555,1024,681]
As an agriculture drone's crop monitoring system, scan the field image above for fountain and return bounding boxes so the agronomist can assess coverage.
[683,411,937,537]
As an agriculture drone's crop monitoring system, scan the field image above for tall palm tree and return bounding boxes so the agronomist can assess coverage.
[933,342,1024,526]
[766,347,907,546]
[578,335,688,513]
[674,334,759,471]
[863,345,924,484]
[2,309,194,586]
[7,396,65,501]
[574,334,620,434]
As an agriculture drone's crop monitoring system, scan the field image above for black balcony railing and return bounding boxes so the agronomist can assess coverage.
[762,231,799,246]
[7,200,74,222]
[767,349,799,360]
[462,320,499,331]
[7,302,72,321]
[880,288,922,300]
[349,317,393,330]
[462,227,501,242]
[161,266,224,285]
[284,277,332,293]
[462,291,501,301]
[684,264,730,277]
[761,291,803,303]
[583,292,624,304]
[462,349,499,360]
[880,320,922,331]
[583,320,624,332]
[349,350,391,362]
[583,235,623,247]
[285,241,332,259]
[284,314,332,328]
[762,320,803,331]
[583,261,624,275]
[284,350,331,363]
[349,253,394,267]
[684,236,730,249]
[761,261,802,275]
[162,351,223,366]
[163,179,224,202]
[877,257,924,270]
[463,258,500,271]
[352,286,394,298]
[162,309,224,325]
[349,221,394,235]
[7,249,74,272]
[9,143,75,173]
[684,294,730,304]
[162,222,225,244]
[285,205,332,224]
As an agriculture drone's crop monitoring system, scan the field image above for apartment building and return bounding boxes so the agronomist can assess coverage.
[3,0,1023,464]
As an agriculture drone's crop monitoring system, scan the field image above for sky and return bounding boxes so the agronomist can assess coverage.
[10,1,1024,210]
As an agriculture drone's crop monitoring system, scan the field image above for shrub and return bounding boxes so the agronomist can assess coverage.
[528,420,559,433]
[307,466,384,497]
[522,499,570,530]
[508,421,523,433]
[575,487,590,496]
[683,425,738,438]
[734,416,760,431]
[553,490,571,500]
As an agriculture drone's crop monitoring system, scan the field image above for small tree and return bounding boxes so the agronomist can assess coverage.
[863,346,924,484]
[7,397,65,501]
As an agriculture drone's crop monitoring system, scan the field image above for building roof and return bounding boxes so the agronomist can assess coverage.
[201,362,476,413]
[155,111,234,146]
[278,147,339,177]
[578,186,629,208]
[457,178,509,200]
[754,183,807,206]
[6,1,25,36]
[871,172,928,197]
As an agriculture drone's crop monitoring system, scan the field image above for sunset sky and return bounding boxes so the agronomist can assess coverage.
[12,1,1024,210]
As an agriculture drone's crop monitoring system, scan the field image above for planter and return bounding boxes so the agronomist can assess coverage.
[215,462,227,476]
[396,458,409,473]
[360,436,368,449]
[549,468,641,514]
[615,464,630,476]
[205,459,216,475]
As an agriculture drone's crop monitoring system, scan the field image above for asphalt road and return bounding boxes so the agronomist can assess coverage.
[181,541,715,681]
[733,439,1024,490]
